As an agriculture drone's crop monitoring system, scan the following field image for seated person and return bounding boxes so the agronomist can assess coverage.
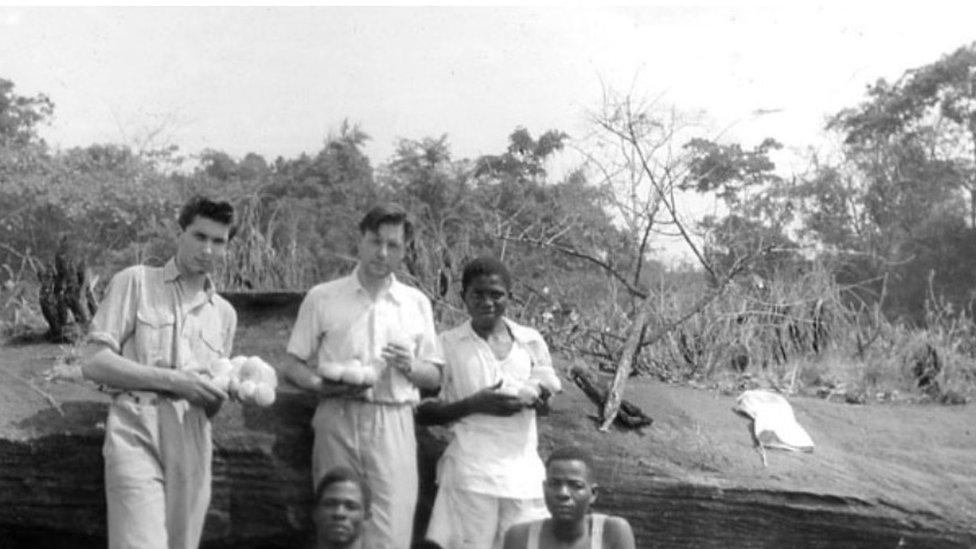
[314,467,371,549]
[502,446,635,549]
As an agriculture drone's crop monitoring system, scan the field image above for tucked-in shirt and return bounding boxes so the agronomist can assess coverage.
[286,267,443,404]
[89,259,237,376]
[436,318,560,499]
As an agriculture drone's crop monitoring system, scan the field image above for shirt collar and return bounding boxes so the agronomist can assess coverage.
[350,264,405,305]
[163,258,216,303]
[461,317,534,343]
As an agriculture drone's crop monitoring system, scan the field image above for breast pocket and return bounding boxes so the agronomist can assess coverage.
[135,309,176,368]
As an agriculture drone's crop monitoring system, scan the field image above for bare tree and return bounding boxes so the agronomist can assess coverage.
[579,86,770,430]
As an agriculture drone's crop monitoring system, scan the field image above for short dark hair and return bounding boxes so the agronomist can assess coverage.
[178,195,237,240]
[545,445,595,480]
[315,467,372,512]
[359,203,412,243]
[461,256,512,294]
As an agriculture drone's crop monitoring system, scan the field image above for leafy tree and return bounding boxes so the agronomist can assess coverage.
[831,42,976,225]
[796,42,976,322]
[682,138,799,279]
[0,78,53,148]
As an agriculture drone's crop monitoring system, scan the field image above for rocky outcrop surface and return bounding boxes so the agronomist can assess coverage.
[1,291,973,548]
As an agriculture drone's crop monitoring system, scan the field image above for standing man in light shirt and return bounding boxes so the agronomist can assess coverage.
[82,195,238,549]
[282,203,443,549]
[417,256,561,549]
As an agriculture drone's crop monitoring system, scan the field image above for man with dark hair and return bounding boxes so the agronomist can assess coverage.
[502,446,636,549]
[283,203,443,549]
[83,195,238,549]
[314,467,372,549]
[417,256,560,549]
[178,195,238,240]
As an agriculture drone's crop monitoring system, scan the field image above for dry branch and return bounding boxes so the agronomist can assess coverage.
[570,364,652,430]
[499,234,647,299]
[599,252,758,431]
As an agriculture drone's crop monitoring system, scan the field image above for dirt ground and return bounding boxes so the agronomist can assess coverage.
[2,326,975,543]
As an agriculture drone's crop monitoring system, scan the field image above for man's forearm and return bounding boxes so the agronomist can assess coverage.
[281,353,322,393]
[405,360,441,390]
[82,345,180,393]
[415,398,470,426]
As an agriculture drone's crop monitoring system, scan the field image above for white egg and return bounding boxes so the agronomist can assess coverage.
[361,368,377,386]
[253,384,276,407]
[210,357,234,377]
[228,378,241,399]
[239,380,257,399]
[211,374,231,392]
[318,361,346,380]
[340,368,365,386]
[517,384,541,404]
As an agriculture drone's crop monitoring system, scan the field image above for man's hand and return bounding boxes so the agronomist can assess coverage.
[171,370,228,418]
[381,342,415,374]
[464,381,526,417]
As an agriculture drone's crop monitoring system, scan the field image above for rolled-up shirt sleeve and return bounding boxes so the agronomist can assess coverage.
[524,328,561,392]
[416,296,444,368]
[88,267,140,354]
[434,332,457,401]
[286,289,321,363]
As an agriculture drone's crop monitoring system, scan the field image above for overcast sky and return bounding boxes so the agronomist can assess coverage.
[3,4,975,173]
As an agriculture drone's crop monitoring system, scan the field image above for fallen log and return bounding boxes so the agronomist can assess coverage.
[570,364,652,430]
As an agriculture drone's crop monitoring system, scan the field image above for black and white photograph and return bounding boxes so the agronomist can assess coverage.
[1,4,975,548]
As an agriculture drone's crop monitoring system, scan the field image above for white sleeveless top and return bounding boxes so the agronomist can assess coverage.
[526,514,607,549]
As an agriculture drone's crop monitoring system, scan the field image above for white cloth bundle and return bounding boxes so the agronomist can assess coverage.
[734,389,814,453]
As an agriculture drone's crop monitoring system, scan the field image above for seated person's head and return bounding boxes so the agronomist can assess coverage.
[543,446,598,523]
[314,467,371,548]
[460,256,512,327]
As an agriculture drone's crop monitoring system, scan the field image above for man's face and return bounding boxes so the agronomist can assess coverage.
[175,216,231,277]
[357,222,405,282]
[543,459,597,523]
[314,480,368,547]
[462,274,509,329]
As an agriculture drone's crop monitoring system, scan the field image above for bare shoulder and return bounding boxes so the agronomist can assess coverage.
[502,520,532,549]
[602,515,636,549]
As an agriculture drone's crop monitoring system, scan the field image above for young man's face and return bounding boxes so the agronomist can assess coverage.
[314,480,368,547]
[462,274,509,329]
[543,459,597,523]
[175,215,231,277]
[357,222,405,282]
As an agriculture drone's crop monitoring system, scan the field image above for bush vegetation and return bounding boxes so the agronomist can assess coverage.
[4,42,976,405]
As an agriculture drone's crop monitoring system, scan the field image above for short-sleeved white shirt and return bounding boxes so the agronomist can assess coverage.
[89,258,237,375]
[286,267,443,404]
[436,318,560,499]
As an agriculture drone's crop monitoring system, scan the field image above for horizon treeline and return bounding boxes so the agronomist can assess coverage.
[4,43,976,380]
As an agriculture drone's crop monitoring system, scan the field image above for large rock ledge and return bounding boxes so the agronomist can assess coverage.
[1,292,974,548]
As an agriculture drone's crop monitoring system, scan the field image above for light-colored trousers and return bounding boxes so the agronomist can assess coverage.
[312,398,418,549]
[426,486,549,549]
[103,393,212,549]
